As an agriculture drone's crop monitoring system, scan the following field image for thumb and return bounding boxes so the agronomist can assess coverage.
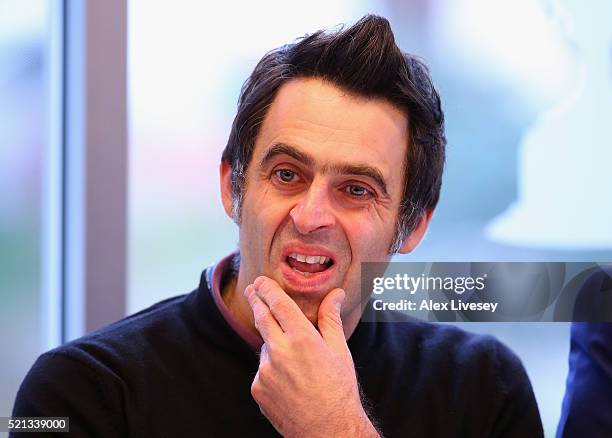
[318,288,347,350]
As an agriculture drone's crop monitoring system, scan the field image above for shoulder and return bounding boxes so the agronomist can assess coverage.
[12,292,196,430]
[14,291,194,403]
[354,320,537,410]
[358,304,525,376]
[55,292,193,367]
[12,347,127,435]
[354,321,543,436]
[377,321,526,380]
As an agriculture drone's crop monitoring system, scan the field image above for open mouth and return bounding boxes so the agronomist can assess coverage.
[286,253,334,277]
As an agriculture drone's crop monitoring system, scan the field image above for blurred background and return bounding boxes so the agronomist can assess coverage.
[1,0,610,436]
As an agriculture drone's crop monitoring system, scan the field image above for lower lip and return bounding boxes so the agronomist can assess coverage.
[280,258,338,292]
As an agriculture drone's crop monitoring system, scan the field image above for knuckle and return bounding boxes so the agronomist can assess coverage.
[250,379,263,400]
[266,343,286,363]
[253,308,271,327]
[260,343,273,362]
[268,299,289,315]
[260,342,269,356]
[251,303,261,318]
[258,362,273,382]
[262,341,274,357]
[324,313,343,328]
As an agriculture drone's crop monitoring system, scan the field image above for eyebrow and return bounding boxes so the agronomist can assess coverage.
[259,142,390,197]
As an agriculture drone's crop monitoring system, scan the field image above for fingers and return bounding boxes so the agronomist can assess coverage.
[252,276,317,335]
[317,288,349,352]
[244,284,284,343]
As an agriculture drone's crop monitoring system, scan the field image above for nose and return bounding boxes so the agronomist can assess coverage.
[289,179,336,234]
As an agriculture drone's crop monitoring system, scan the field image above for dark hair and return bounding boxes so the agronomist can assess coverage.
[221,14,446,253]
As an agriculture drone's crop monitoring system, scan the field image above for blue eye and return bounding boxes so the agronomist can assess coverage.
[346,185,371,197]
[275,169,297,182]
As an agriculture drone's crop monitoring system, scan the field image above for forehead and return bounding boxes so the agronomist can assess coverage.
[253,78,409,192]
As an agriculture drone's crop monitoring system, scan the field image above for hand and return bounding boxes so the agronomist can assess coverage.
[244,276,380,438]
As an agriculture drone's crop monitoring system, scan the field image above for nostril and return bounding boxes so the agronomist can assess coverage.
[289,206,336,235]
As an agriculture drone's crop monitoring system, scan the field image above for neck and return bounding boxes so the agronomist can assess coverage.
[221,273,260,341]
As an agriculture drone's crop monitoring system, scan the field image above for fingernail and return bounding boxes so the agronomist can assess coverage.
[244,284,254,298]
[335,289,346,310]
[253,276,265,290]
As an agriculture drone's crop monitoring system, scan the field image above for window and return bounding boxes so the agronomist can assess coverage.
[0,0,59,417]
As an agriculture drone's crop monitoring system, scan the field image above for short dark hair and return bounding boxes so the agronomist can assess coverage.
[221,14,446,253]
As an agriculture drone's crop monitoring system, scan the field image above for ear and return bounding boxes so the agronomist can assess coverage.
[219,160,234,220]
[398,209,434,254]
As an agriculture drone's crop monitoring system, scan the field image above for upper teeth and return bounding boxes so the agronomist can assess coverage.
[288,253,330,264]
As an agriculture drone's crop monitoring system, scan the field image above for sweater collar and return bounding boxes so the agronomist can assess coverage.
[205,253,264,352]
[192,252,373,356]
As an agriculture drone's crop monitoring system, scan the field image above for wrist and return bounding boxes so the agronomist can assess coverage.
[336,407,380,438]
[354,411,381,438]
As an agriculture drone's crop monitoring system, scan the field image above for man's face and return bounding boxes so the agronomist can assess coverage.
[226,78,412,325]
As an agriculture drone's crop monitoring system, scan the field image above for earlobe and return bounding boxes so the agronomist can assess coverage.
[220,160,234,220]
[398,209,434,254]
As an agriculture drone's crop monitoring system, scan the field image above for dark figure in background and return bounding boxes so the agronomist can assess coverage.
[558,267,612,437]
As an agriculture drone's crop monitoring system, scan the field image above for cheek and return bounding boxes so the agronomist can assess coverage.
[343,213,395,260]
[240,189,293,254]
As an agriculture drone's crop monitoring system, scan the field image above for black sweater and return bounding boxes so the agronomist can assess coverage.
[12,268,543,437]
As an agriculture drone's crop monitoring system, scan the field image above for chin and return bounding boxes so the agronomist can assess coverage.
[289,295,321,326]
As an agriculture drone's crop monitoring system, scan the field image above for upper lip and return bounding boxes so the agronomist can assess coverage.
[281,243,337,264]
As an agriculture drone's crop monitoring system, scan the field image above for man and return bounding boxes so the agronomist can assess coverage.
[557,266,612,437]
[12,15,543,437]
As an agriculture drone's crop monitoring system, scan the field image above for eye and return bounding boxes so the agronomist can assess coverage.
[274,169,298,183]
[344,184,373,198]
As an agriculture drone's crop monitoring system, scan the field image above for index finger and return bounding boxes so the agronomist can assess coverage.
[253,276,318,336]
[244,284,284,343]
